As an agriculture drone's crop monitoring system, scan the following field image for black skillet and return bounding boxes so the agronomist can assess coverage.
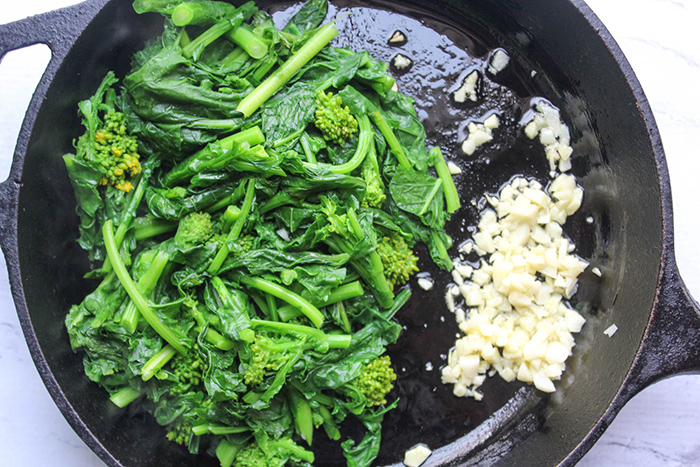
[2,0,700,465]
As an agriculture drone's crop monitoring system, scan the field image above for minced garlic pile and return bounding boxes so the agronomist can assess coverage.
[441,99,588,399]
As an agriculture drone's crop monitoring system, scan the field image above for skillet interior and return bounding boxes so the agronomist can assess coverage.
[15,0,663,465]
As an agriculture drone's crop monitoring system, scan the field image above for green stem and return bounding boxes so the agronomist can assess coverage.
[287,386,314,446]
[216,439,244,467]
[208,178,256,274]
[430,229,453,271]
[250,319,351,349]
[103,220,189,354]
[277,304,300,322]
[369,110,411,170]
[300,132,316,163]
[109,386,143,408]
[133,217,177,241]
[225,25,268,59]
[221,205,241,233]
[346,208,394,308]
[241,277,324,328]
[317,404,341,440]
[142,345,177,381]
[273,127,305,148]
[304,114,372,174]
[182,19,232,60]
[430,146,461,213]
[171,1,237,26]
[192,424,249,436]
[164,126,264,186]
[266,293,278,321]
[237,22,339,117]
[101,167,151,273]
[120,250,170,334]
[417,178,443,217]
[316,281,364,308]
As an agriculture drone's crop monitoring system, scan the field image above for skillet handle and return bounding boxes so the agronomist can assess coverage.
[0,0,106,257]
[622,247,700,397]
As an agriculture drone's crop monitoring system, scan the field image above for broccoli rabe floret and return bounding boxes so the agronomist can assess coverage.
[94,110,142,192]
[361,142,386,208]
[376,231,419,289]
[169,344,207,395]
[314,90,358,146]
[244,334,298,386]
[166,418,193,446]
[175,212,214,248]
[235,438,314,467]
[351,355,397,407]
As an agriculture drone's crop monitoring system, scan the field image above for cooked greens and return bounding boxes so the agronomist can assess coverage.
[63,1,457,466]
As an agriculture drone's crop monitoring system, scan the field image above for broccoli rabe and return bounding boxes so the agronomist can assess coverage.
[234,438,314,467]
[376,231,419,289]
[314,90,358,146]
[244,334,297,386]
[166,418,194,446]
[94,110,142,192]
[361,140,386,208]
[170,344,207,395]
[175,211,214,248]
[350,355,397,407]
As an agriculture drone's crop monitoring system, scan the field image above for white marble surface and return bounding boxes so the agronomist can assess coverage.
[2,0,700,465]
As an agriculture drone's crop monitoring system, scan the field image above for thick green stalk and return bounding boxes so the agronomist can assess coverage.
[346,208,394,308]
[250,319,351,349]
[142,345,177,381]
[225,25,268,59]
[164,126,264,186]
[101,167,151,273]
[316,281,364,308]
[221,205,241,232]
[300,132,316,163]
[208,179,256,274]
[430,146,461,213]
[237,22,339,117]
[369,110,411,169]
[216,439,243,467]
[109,387,143,408]
[120,249,170,334]
[171,1,237,26]
[192,425,249,436]
[133,217,177,241]
[287,386,314,446]
[182,19,232,60]
[103,220,189,354]
[241,277,324,328]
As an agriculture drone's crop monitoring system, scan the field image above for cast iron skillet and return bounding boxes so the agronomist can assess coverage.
[2,0,700,465]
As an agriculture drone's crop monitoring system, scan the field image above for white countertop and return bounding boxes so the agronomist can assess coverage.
[2,0,700,465]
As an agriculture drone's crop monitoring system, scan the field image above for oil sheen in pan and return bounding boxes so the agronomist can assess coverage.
[268,1,592,465]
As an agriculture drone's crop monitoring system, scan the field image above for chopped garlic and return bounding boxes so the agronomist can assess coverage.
[392,53,413,70]
[462,116,500,156]
[603,324,618,337]
[417,277,434,291]
[388,30,407,46]
[591,267,602,277]
[441,175,586,399]
[522,100,573,172]
[404,444,432,467]
[454,70,480,103]
[488,49,510,75]
[447,161,462,175]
